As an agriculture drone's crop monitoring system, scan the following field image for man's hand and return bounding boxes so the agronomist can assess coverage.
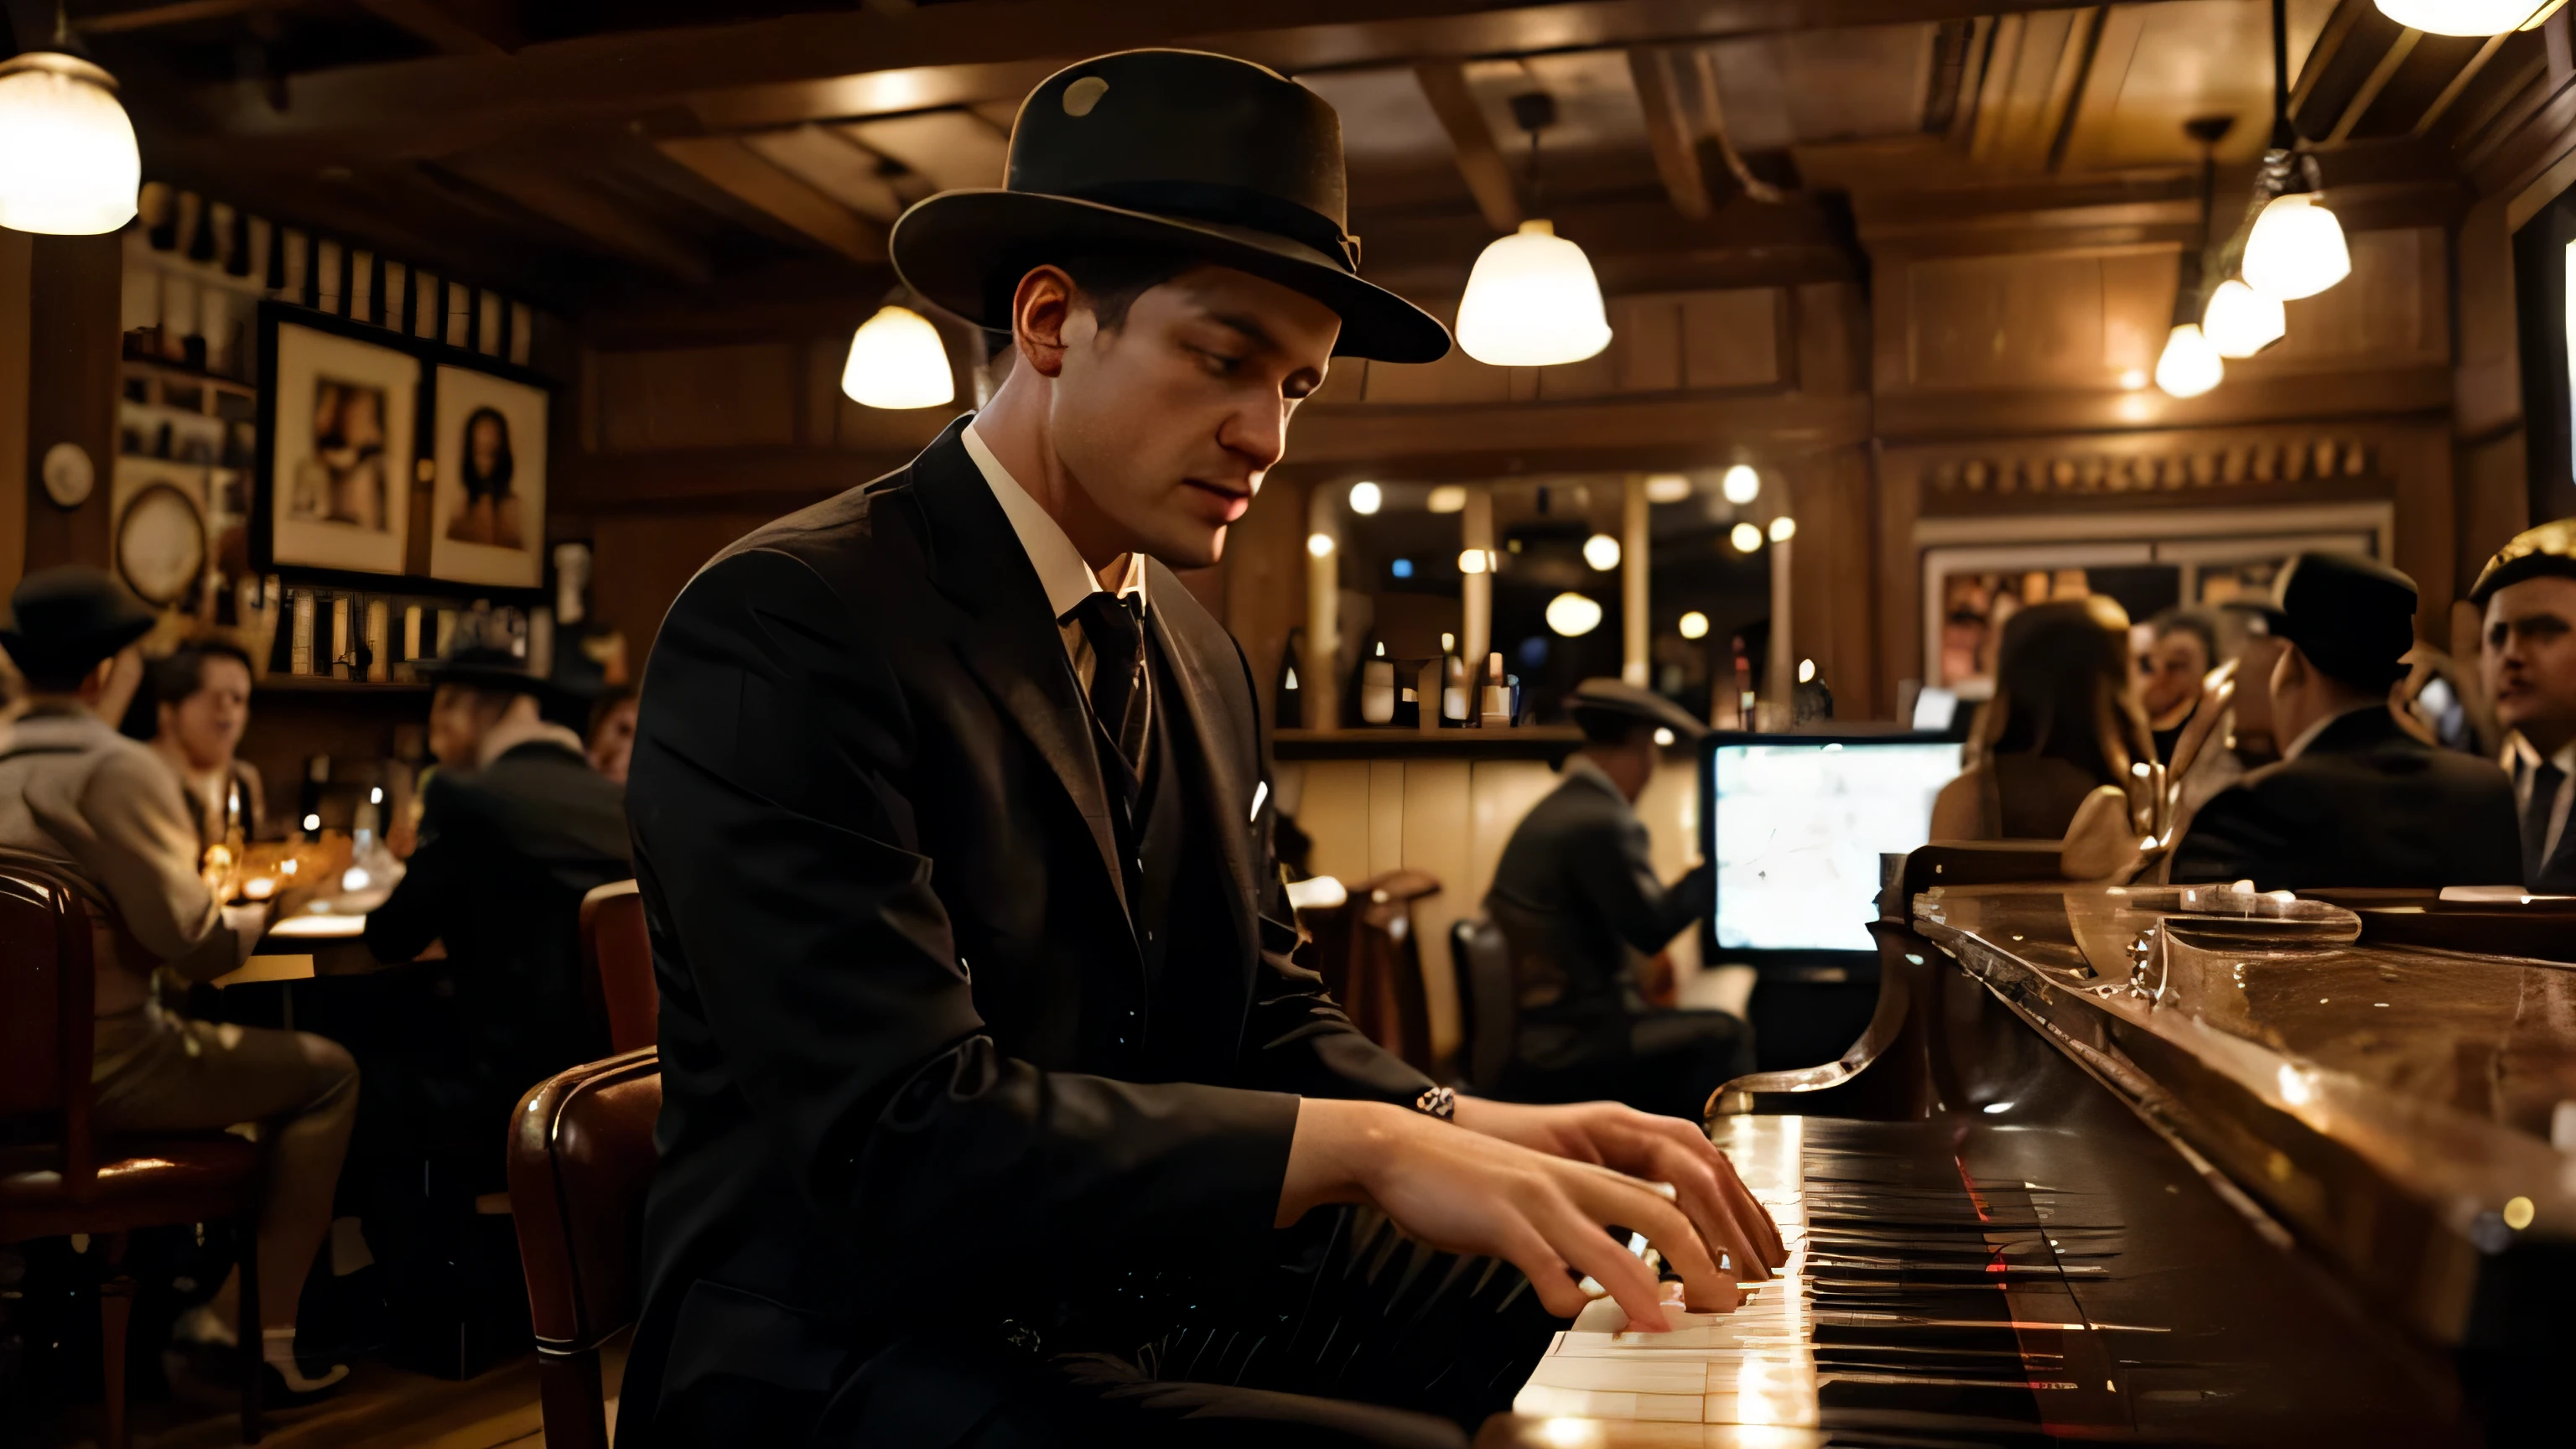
[1278,1098,1737,1332]
[1452,1096,1788,1282]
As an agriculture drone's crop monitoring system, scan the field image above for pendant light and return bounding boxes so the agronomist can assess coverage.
[2203,279,2285,357]
[2375,1,2566,36]
[2241,0,2350,304]
[1455,91,1612,366]
[0,3,141,236]
[2156,117,2231,399]
[840,303,954,409]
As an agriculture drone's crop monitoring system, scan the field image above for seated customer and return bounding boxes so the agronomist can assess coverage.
[362,641,631,1160]
[2471,518,2576,892]
[1934,597,2154,841]
[1485,679,1748,1119]
[0,568,355,1399]
[147,637,265,849]
[2171,553,2520,890]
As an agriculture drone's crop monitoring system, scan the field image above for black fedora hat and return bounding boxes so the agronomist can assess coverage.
[2252,552,2418,688]
[890,49,1450,364]
[2,565,157,683]
[1567,678,1706,742]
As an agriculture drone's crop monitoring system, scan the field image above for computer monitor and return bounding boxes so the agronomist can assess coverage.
[1699,734,1964,963]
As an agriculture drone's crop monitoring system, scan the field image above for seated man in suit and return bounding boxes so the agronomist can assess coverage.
[1485,679,1749,1120]
[2171,553,2520,891]
[0,568,356,1400]
[2470,519,2576,894]
[622,50,1782,1449]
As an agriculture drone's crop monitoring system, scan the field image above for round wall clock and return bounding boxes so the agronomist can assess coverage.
[40,442,93,509]
[116,482,208,606]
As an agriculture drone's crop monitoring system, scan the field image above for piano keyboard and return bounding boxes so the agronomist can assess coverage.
[1506,1114,2163,1444]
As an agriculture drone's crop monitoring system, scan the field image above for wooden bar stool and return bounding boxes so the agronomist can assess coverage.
[0,850,265,1447]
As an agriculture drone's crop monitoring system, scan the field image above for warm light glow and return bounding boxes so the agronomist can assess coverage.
[1797,657,1816,683]
[2504,1195,2538,1230]
[1730,522,1763,553]
[1347,480,1382,515]
[1722,465,1761,504]
[2201,278,2286,358]
[2375,0,2563,36]
[1426,485,1467,513]
[1441,631,1456,652]
[1306,532,1334,558]
[1644,473,1692,504]
[840,306,955,408]
[1457,548,1491,574]
[0,54,139,235]
[301,813,320,833]
[1545,592,1603,636]
[242,876,275,901]
[2242,194,2351,301]
[1455,220,1613,366]
[2153,323,2224,398]
[1653,726,1675,746]
[368,786,385,804]
[1678,610,1710,640]
[1768,516,1796,543]
[2119,368,2149,391]
[342,867,371,892]
[1581,533,1621,571]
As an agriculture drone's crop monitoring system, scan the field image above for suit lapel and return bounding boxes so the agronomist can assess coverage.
[912,420,1130,922]
[1146,564,1259,960]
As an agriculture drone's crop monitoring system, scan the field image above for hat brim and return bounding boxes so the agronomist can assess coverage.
[1570,695,1707,743]
[891,190,1452,365]
[2470,550,2576,605]
[0,613,156,680]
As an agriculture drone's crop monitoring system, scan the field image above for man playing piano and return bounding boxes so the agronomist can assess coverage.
[621,49,1783,1448]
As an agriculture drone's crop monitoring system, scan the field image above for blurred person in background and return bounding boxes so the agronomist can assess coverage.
[2471,520,2576,893]
[587,684,638,785]
[1485,679,1745,1121]
[2172,553,2517,890]
[1933,597,2154,843]
[148,638,265,849]
[2136,609,2217,762]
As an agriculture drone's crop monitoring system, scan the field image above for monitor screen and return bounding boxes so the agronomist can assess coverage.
[1705,737,1963,954]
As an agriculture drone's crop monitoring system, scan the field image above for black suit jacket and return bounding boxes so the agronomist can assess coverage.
[365,735,631,1077]
[2169,706,2520,891]
[620,420,1430,1444]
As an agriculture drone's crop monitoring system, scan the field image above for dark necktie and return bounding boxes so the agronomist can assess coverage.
[2525,757,2565,880]
[1072,591,1150,790]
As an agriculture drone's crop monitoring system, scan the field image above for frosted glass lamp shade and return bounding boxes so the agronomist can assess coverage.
[841,306,955,408]
[2241,194,2351,302]
[2202,279,2286,358]
[1455,220,1612,366]
[1722,465,1760,504]
[2375,1,2562,36]
[0,54,139,236]
[2153,324,2225,398]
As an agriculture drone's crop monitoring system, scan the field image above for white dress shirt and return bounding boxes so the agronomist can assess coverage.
[960,418,1150,705]
[2505,732,2576,865]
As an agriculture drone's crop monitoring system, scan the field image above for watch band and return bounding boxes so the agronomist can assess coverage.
[1413,1085,1457,1122]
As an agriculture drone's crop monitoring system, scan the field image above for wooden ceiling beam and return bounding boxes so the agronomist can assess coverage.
[1626,46,1712,219]
[1411,60,1521,234]
[164,0,2194,153]
[440,154,715,284]
[72,0,288,34]
[655,136,888,262]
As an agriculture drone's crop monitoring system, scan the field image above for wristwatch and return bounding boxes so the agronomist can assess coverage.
[1413,1086,1457,1122]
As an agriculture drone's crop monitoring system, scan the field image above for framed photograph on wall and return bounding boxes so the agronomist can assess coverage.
[256,314,418,579]
[427,364,548,589]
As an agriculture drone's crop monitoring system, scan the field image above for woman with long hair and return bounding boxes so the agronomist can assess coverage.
[449,406,523,548]
[1932,595,2157,841]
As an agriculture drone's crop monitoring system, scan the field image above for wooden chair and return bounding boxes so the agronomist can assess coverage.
[1448,916,1516,1093]
[0,849,264,1448]
[1302,870,1440,1072]
[506,1047,662,1449]
[578,880,656,1055]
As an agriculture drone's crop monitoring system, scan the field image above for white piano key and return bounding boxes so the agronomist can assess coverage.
[1511,1384,1706,1422]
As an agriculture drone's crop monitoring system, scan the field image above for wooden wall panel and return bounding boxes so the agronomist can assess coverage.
[23,234,120,574]
[595,342,799,451]
[1360,288,1787,406]
[592,510,775,666]
[2246,227,2444,371]
[0,230,28,594]
[1901,247,2170,392]
[1680,289,1785,392]
[1400,757,1474,1063]
[1789,447,1883,719]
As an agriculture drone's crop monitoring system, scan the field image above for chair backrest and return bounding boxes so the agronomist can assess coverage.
[1449,916,1517,1092]
[0,848,98,1189]
[579,880,656,1055]
[506,1046,662,1356]
[1303,870,1440,1072]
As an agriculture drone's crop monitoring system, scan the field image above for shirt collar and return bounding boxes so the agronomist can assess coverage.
[2505,731,2576,778]
[2282,702,2381,763]
[962,420,1145,621]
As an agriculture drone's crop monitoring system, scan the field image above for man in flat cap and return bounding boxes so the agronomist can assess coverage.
[2170,553,2520,890]
[623,50,1780,1448]
[2472,519,2576,893]
[1483,680,1748,1120]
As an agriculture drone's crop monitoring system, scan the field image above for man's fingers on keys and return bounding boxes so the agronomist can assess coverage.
[1551,1208,1670,1332]
[1592,1177,1730,1312]
[1659,1156,1772,1287]
[1500,1224,1587,1319]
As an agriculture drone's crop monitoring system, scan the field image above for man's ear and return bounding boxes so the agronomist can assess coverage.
[1010,265,1081,379]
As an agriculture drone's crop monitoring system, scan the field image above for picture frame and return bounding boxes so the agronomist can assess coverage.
[427,363,548,589]
[254,310,418,581]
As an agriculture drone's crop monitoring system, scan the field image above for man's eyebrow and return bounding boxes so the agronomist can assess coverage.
[1204,311,1278,351]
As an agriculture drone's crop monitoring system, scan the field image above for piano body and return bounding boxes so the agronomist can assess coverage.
[1481,850,2576,1446]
